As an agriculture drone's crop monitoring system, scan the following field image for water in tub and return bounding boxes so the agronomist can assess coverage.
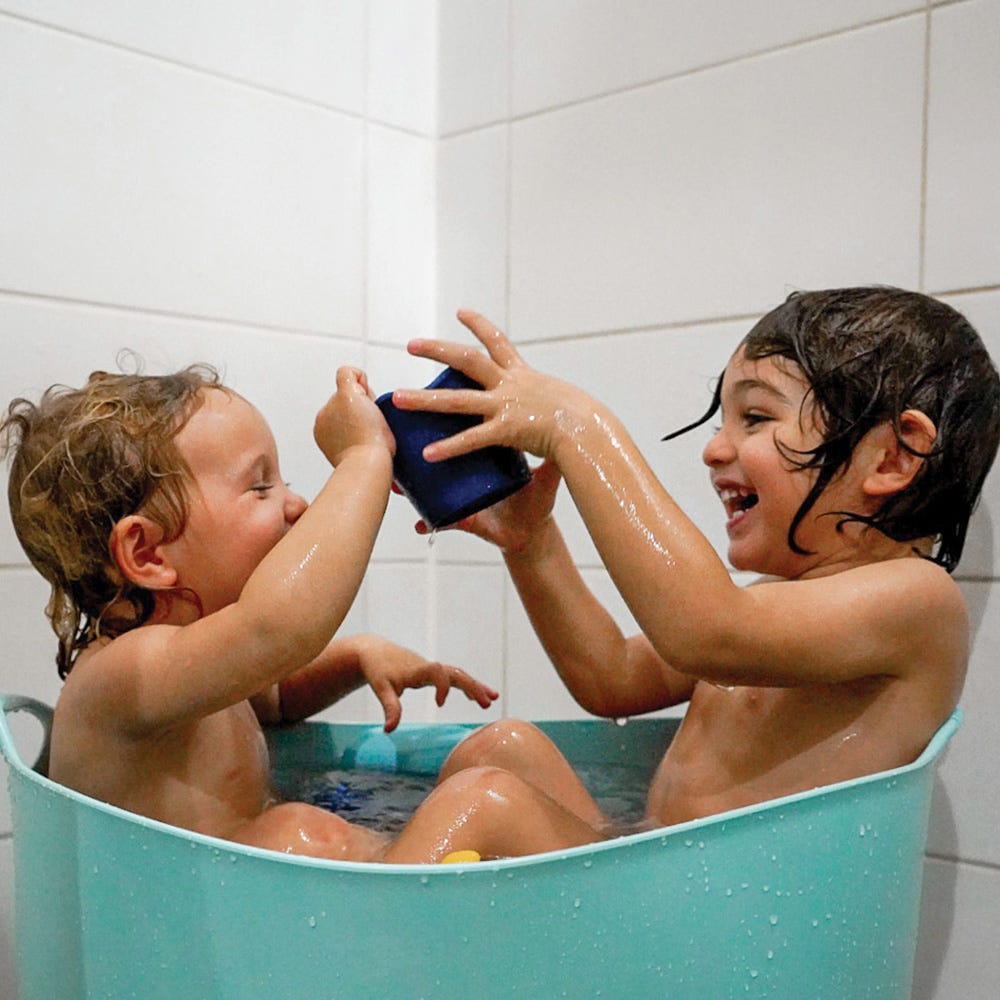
[283,759,649,835]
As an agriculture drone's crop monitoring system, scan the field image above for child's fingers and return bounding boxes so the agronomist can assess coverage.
[455,309,522,369]
[406,338,499,386]
[434,669,451,707]
[425,664,498,708]
[372,683,403,733]
[422,423,496,462]
[447,667,500,707]
[393,386,485,416]
[335,365,366,392]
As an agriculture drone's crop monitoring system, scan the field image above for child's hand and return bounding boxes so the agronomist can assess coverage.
[393,310,587,464]
[357,637,499,732]
[416,459,562,556]
[314,367,395,466]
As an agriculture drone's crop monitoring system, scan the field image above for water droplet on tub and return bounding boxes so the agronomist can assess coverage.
[769,915,779,925]
[307,916,316,928]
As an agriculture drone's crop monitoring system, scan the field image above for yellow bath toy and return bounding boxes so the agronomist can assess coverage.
[440,849,481,864]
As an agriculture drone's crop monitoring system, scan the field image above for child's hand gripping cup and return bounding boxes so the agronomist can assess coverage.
[376,367,531,528]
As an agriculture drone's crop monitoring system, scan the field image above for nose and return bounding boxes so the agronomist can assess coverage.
[702,425,734,468]
[285,488,309,524]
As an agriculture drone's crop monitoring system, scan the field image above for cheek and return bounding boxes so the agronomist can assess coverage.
[248,506,290,550]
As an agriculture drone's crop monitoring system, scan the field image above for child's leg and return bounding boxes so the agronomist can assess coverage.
[439,719,606,828]
[229,802,390,861]
[384,765,605,864]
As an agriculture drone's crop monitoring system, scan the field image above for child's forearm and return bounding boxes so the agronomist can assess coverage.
[276,635,370,722]
[504,518,665,715]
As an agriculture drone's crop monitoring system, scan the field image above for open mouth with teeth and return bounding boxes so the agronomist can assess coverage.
[718,487,759,521]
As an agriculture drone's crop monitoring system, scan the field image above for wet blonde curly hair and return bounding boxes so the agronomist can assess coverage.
[1,363,224,677]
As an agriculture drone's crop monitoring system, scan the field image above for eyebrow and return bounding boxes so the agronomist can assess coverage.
[727,377,793,405]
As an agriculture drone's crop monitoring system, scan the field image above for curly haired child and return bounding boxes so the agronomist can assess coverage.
[1,364,530,861]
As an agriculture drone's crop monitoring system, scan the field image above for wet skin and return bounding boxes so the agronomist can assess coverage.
[392,311,968,828]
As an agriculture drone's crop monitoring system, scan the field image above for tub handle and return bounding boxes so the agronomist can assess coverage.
[0,694,54,775]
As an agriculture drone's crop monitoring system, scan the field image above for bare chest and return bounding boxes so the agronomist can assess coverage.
[645,681,894,825]
[55,701,273,836]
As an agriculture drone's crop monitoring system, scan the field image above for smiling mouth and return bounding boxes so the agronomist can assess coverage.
[718,487,759,519]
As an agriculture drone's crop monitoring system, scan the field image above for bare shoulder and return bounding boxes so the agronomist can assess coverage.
[814,556,968,685]
[727,556,968,689]
[853,556,966,630]
[57,624,183,734]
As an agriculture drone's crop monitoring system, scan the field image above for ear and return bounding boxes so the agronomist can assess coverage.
[110,515,178,590]
[862,409,937,498]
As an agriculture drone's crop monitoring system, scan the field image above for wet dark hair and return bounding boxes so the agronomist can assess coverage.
[666,287,1000,572]
[1,363,225,676]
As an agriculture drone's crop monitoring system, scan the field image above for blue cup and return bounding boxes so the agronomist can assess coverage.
[376,367,531,528]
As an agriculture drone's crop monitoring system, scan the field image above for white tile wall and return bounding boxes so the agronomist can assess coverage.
[509,14,925,340]
[0,1,368,111]
[925,0,1000,291]
[435,128,510,338]
[933,581,1000,867]
[0,17,365,335]
[1,3,998,998]
[437,0,510,134]
[366,125,438,345]
[510,0,923,115]
[942,290,1000,580]
[367,0,439,133]
[913,858,1000,999]
[433,563,506,721]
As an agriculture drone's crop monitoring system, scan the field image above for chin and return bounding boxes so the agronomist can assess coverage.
[727,545,791,579]
[725,545,756,572]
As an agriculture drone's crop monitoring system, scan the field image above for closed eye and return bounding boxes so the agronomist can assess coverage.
[741,411,771,428]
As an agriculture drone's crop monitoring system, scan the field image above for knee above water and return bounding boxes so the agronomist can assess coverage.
[457,718,541,755]
[437,764,525,806]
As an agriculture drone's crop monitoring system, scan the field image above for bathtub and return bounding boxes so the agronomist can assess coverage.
[1,694,957,1000]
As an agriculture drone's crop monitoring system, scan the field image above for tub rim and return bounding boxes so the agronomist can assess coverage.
[0,692,961,875]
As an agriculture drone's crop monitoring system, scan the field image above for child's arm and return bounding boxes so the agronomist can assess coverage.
[395,312,967,696]
[441,460,695,716]
[82,368,398,733]
[252,634,498,732]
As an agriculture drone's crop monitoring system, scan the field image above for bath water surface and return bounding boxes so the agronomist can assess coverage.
[288,762,649,834]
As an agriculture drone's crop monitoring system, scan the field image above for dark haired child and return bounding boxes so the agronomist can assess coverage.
[392,287,1000,834]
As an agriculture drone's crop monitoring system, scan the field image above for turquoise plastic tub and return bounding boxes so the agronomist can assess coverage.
[1,694,958,1000]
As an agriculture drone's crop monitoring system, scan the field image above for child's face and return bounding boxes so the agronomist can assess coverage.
[702,346,858,578]
[162,388,309,616]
